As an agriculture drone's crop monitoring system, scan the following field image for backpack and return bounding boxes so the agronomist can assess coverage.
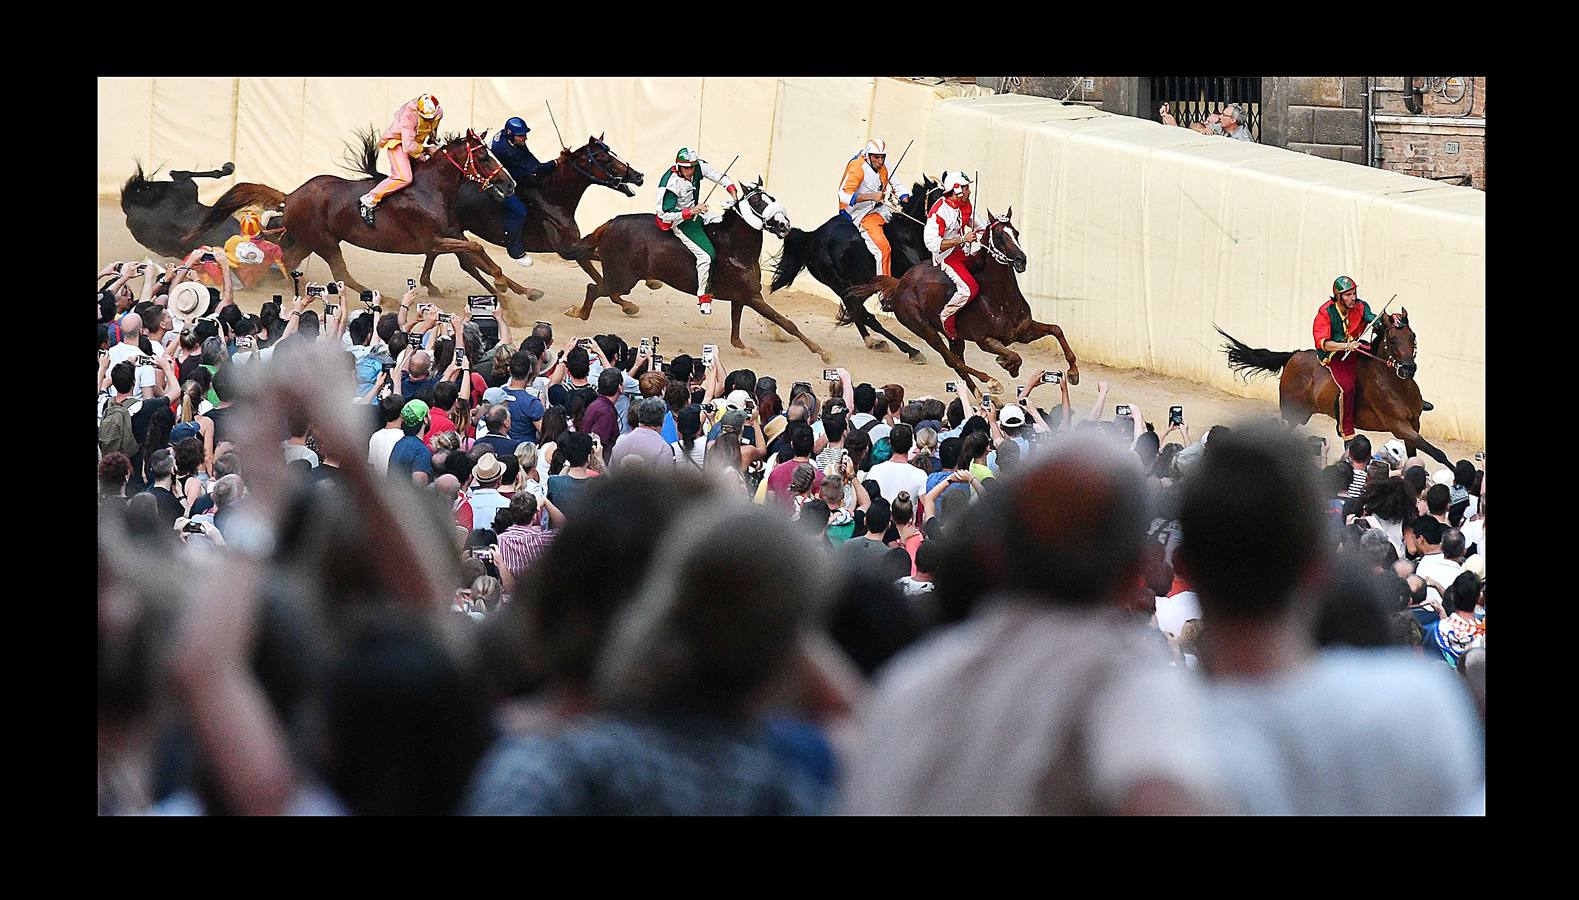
[98,395,144,459]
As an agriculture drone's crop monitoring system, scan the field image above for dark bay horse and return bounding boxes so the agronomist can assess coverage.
[188,131,515,294]
[769,177,938,361]
[121,162,243,259]
[1217,310,1450,466]
[565,178,833,362]
[345,131,645,299]
[845,209,1081,394]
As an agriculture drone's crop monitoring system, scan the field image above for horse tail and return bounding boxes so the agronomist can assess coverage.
[342,125,385,180]
[563,222,609,262]
[769,228,812,293]
[184,183,286,246]
[841,276,901,325]
[1216,325,1296,380]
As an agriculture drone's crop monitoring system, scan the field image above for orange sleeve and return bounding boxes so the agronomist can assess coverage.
[838,159,866,209]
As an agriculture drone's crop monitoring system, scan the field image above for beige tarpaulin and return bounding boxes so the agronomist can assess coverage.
[97,79,1479,443]
[923,94,1483,445]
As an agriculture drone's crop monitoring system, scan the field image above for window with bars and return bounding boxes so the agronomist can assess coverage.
[1151,77,1262,141]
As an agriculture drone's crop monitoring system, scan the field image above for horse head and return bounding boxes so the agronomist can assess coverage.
[904,176,939,220]
[1370,307,1419,380]
[982,207,1027,274]
[567,133,645,197]
[731,176,791,239]
[441,130,516,201]
[121,163,170,210]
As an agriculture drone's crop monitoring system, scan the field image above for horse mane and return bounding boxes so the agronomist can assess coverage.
[342,126,385,180]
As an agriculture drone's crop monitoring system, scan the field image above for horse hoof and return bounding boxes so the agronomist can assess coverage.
[1067,367,1081,386]
[985,379,1005,395]
[523,288,545,302]
[645,279,664,291]
[908,352,927,366]
[734,344,762,359]
[426,284,449,298]
[818,351,835,365]
[619,302,641,317]
[864,336,891,352]
[562,307,588,320]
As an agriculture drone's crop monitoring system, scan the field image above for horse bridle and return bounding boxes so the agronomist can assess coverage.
[1349,315,1413,378]
[442,139,508,192]
[568,141,635,190]
[981,221,1018,266]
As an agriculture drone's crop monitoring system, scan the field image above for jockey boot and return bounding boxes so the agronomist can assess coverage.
[507,235,533,268]
[1421,399,1435,412]
[697,294,713,315]
[941,313,959,341]
[358,195,377,227]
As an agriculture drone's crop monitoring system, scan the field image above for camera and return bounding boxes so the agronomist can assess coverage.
[1474,451,1485,462]
[323,303,339,319]
[650,335,661,348]
[290,270,302,280]
[471,548,495,563]
[362,290,377,305]
[1115,405,1132,417]
[1040,372,1062,385]
[823,368,840,382]
[945,382,958,393]
[306,284,325,298]
[407,278,416,290]
[326,282,340,295]
[1169,406,1183,426]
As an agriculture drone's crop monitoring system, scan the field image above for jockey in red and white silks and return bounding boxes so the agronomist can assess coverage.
[923,171,986,340]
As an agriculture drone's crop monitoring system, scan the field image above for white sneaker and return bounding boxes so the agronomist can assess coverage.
[512,254,534,269]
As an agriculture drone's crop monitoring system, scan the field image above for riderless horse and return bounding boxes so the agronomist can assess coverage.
[845,208,1081,394]
[122,162,244,259]
[565,178,834,362]
[188,131,514,295]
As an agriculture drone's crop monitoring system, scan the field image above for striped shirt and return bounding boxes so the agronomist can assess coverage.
[1346,464,1368,499]
[497,524,555,576]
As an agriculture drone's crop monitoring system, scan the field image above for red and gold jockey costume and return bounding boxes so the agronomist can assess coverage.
[1313,281,1376,439]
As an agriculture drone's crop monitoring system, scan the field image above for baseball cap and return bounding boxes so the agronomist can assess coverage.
[401,399,430,427]
[720,409,748,430]
[1430,467,1455,487]
[998,405,1026,427]
[721,389,751,412]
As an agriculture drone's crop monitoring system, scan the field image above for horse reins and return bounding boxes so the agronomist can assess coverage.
[569,142,634,191]
[442,140,507,191]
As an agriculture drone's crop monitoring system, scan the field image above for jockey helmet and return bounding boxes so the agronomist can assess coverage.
[239,209,262,240]
[416,94,442,120]
[942,171,972,196]
[504,117,530,138]
[865,138,887,157]
[1333,275,1356,297]
[675,148,699,167]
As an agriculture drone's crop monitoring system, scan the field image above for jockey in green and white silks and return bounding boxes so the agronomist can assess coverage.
[655,147,737,315]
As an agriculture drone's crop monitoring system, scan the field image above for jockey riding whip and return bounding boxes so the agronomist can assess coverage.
[545,100,567,150]
[1340,293,1397,361]
[701,154,741,206]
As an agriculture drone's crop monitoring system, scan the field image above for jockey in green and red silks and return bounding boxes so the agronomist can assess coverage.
[1313,275,1377,439]
[655,148,736,316]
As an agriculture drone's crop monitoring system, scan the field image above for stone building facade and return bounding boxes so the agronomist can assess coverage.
[975,76,1485,190]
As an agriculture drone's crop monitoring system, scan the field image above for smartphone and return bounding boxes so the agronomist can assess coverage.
[237,336,256,351]
[326,282,340,295]
[454,348,466,367]
[945,382,959,393]
[199,251,216,263]
[651,353,664,369]
[1115,405,1132,417]
[823,368,840,382]
[1474,451,1485,462]
[407,278,416,290]
[1169,406,1183,426]
[272,294,284,305]
[744,398,756,413]
[1308,435,1327,456]
[1040,371,1062,385]
[134,355,155,367]
[438,312,454,324]
[183,521,207,534]
[306,285,325,298]
[361,290,377,305]
[472,548,494,563]
[417,303,436,316]
[323,303,339,319]
[640,337,651,354]
[702,344,717,367]
[467,295,499,317]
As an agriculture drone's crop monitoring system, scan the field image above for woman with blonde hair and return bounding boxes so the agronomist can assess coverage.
[513,442,547,502]
[911,426,939,474]
[176,379,216,476]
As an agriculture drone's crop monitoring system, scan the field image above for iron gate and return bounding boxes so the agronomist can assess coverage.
[1150,77,1262,141]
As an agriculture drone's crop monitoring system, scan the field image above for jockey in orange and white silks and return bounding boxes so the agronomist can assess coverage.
[359,93,444,226]
[837,138,910,277]
[924,171,986,341]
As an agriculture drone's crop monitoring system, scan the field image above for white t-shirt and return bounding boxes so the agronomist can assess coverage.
[1460,519,1484,561]
[869,459,928,508]
[1416,554,1464,606]
[868,421,893,444]
[107,341,157,393]
[283,443,320,468]
[841,599,1222,814]
[671,438,706,470]
[1155,591,1202,639]
[368,428,403,475]
[1201,648,1482,815]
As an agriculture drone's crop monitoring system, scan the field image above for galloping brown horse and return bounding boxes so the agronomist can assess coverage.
[188,131,515,294]
[564,178,834,362]
[844,208,1080,394]
[371,133,644,299]
[1217,310,1451,467]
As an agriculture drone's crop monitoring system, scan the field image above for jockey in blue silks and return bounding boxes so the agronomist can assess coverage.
[490,117,559,268]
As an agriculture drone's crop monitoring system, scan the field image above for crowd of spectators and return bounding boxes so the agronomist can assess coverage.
[97,259,1486,815]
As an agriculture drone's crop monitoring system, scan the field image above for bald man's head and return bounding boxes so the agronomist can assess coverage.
[119,312,143,340]
[410,350,432,379]
[998,431,1149,606]
[433,473,461,499]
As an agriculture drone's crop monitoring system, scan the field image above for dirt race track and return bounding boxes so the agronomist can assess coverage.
[98,200,1480,468]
